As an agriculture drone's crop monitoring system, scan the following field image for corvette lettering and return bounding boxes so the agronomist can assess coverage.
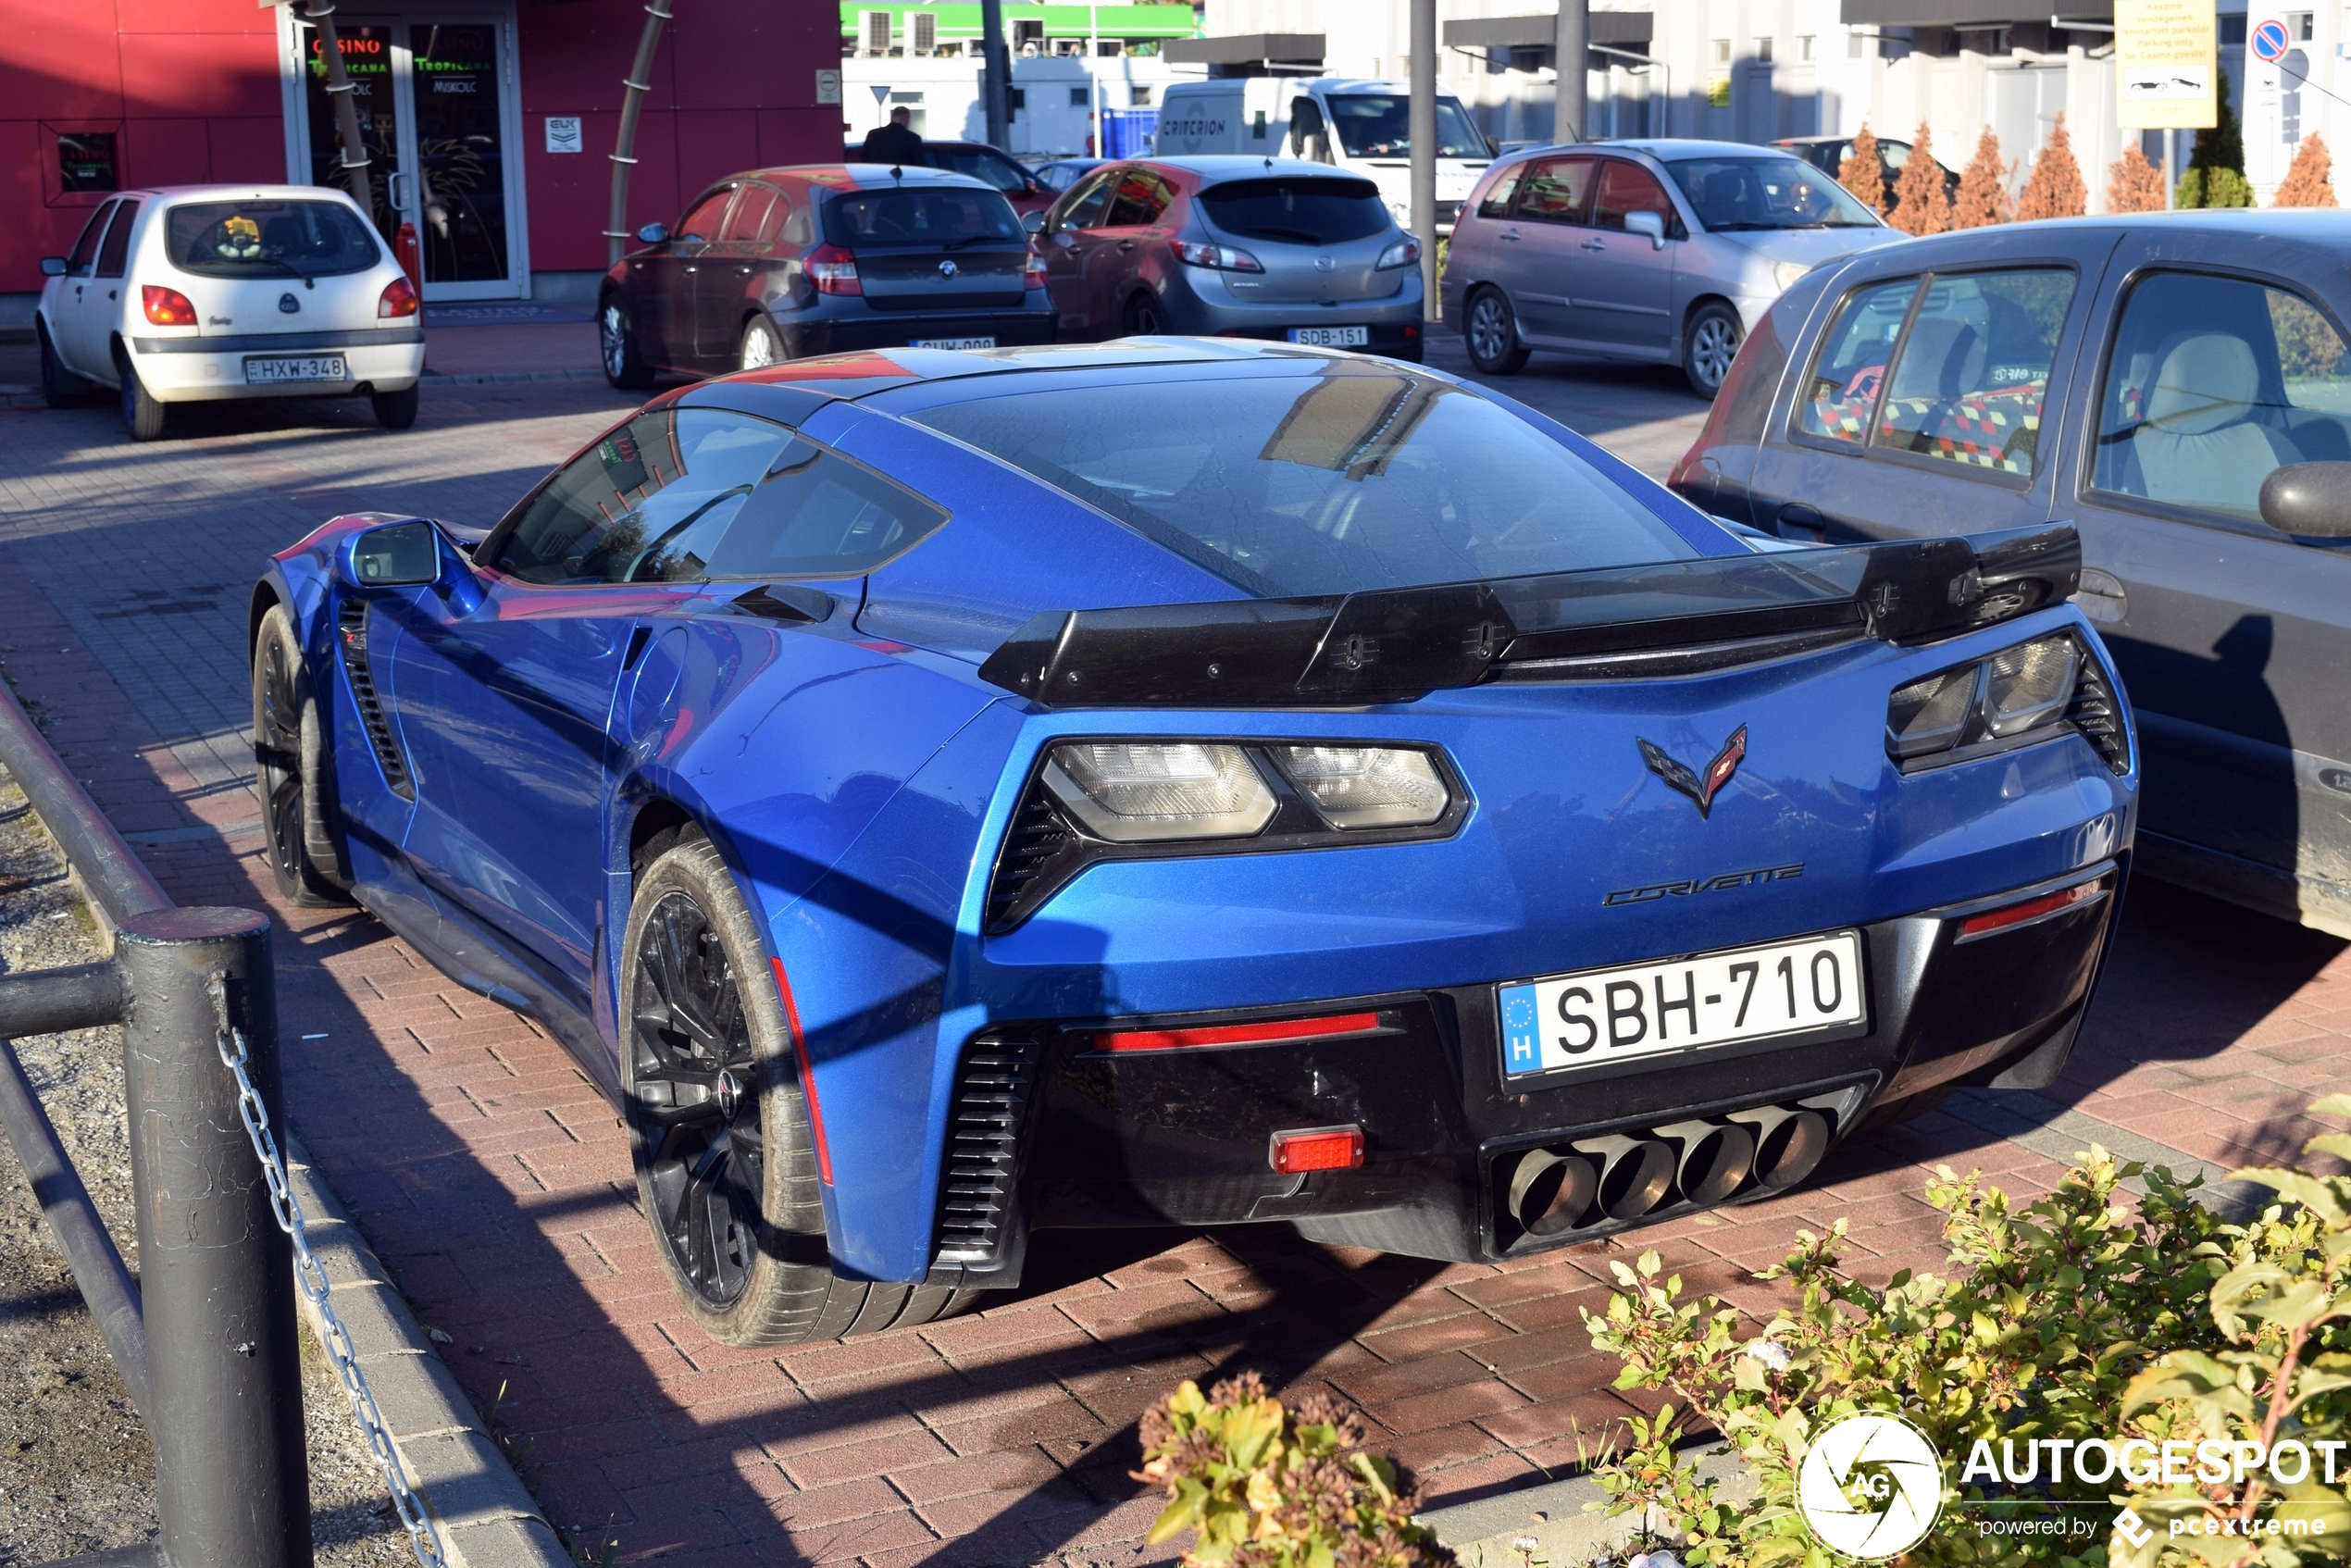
[1604,864,1804,906]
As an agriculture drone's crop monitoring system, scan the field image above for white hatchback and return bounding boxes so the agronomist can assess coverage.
[37,184,427,441]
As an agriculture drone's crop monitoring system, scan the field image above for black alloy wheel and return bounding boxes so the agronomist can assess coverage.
[250,604,350,906]
[1463,288,1530,375]
[1122,291,1168,336]
[631,887,765,1309]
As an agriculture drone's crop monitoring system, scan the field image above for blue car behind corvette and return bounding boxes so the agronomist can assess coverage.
[248,340,2137,1346]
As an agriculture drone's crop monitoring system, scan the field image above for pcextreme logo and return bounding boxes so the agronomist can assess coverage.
[1796,1412,1945,1560]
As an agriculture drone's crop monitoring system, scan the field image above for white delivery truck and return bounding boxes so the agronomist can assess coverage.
[1152,77,1492,233]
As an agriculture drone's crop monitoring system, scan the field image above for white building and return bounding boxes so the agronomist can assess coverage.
[842,52,1197,157]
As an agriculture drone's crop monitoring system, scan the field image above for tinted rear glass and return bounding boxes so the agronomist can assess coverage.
[908,367,1694,596]
[1198,177,1389,246]
[825,187,1023,247]
[165,200,380,278]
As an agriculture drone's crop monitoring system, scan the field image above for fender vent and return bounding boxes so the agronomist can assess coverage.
[2068,643,2130,777]
[930,1035,1037,1271]
[336,599,413,800]
[984,790,1080,934]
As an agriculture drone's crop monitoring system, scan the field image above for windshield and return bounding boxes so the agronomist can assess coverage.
[824,187,1023,247]
[1668,156,1879,230]
[1326,94,1490,159]
[1198,177,1390,245]
[165,200,380,279]
[908,367,1694,596]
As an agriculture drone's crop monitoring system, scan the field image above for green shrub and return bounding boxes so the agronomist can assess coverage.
[2178,168,2257,208]
[1135,1372,1453,1567]
[1581,1097,2351,1568]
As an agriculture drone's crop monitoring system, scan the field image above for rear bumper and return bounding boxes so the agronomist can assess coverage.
[927,861,2122,1286]
[124,330,425,402]
[780,308,1058,356]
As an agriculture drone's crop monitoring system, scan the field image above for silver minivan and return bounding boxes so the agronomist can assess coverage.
[1439,139,1905,397]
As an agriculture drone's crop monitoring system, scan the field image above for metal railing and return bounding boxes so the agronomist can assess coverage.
[0,678,442,1568]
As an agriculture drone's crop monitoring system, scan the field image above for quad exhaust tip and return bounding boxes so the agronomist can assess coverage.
[1498,1094,1849,1242]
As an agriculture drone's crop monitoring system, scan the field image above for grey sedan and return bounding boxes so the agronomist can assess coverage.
[1029,156,1425,360]
[1673,209,2351,939]
[1440,139,1904,397]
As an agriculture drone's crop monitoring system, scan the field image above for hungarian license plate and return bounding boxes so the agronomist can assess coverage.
[1498,931,1866,1078]
[912,336,995,350]
[244,354,348,384]
[1287,326,1370,347]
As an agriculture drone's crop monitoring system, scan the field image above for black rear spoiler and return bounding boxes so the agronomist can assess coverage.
[977,524,2081,707]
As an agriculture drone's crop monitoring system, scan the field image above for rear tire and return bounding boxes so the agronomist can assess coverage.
[39,320,89,408]
[622,835,987,1345]
[371,384,419,430]
[118,354,168,442]
[1122,291,1169,337]
[250,604,352,908]
[738,317,785,370]
[1463,288,1529,375]
[1683,301,1743,400]
[601,298,654,390]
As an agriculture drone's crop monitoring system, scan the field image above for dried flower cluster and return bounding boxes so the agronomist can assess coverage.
[1136,1373,1449,1567]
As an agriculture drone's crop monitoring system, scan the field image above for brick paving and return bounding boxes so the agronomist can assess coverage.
[0,367,2346,1565]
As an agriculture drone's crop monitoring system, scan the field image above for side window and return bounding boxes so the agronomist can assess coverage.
[94,200,141,279]
[1590,161,1670,232]
[68,201,115,275]
[492,409,798,585]
[1289,99,1330,161]
[699,437,949,579]
[2092,270,2351,524]
[1797,279,1920,446]
[1104,169,1172,227]
[974,150,1032,193]
[1054,169,1117,231]
[780,193,815,246]
[721,185,779,243]
[1872,268,2073,478]
[675,188,733,243]
[1512,156,1594,223]
[1475,165,1524,219]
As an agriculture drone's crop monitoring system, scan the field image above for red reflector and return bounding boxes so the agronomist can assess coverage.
[1096,1010,1382,1054]
[1958,879,2103,940]
[1271,1125,1364,1174]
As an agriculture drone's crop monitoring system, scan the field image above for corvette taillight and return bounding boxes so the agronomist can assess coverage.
[378,276,419,318]
[807,243,861,295]
[142,285,197,327]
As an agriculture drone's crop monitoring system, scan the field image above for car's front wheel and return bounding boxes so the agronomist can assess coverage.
[118,355,168,441]
[622,834,985,1345]
[251,604,352,907]
[1683,301,1743,400]
[738,317,785,371]
[600,299,653,390]
[371,384,419,430]
[1463,288,1530,375]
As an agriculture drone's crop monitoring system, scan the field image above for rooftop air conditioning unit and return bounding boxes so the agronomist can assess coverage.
[911,9,936,54]
[861,10,891,56]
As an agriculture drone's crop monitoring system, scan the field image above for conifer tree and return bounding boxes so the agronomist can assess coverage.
[2274,134,2339,206]
[1951,127,2012,228]
[2179,93,2254,206]
[2105,142,2167,212]
[2014,113,2087,220]
[1837,125,1885,216]
[1887,124,1952,234]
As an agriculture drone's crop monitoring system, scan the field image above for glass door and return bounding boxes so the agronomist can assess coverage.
[297,13,525,300]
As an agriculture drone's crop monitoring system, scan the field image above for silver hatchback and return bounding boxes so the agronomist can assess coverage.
[1439,139,1905,397]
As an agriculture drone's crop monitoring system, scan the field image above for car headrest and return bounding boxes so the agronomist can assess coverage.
[1886,316,1984,403]
[2146,333,2260,434]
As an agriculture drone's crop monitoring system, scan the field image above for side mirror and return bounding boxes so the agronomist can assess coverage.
[1023,209,1047,235]
[636,222,669,245]
[40,256,67,277]
[349,519,442,586]
[2259,462,2351,538]
[1625,210,1667,249]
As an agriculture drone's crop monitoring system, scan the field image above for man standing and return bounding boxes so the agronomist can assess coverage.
[860,106,926,167]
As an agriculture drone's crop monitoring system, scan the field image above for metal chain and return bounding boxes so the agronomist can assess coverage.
[210,984,449,1568]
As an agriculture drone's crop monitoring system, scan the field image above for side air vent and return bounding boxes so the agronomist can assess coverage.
[984,791,1081,935]
[335,599,413,800]
[929,1036,1037,1274]
[2068,643,2130,777]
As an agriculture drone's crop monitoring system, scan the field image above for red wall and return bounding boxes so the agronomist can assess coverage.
[1,0,842,293]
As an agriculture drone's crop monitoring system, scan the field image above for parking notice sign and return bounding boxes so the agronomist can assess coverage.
[2116,0,2218,129]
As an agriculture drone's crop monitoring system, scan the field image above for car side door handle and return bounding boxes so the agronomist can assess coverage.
[1118,240,1136,251]
[1777,503,1829,541]
[1580,237,1607,251]
[1499,229,1523,243]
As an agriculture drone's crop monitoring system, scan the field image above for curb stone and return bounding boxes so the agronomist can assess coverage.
[1419,1447,1758,1568]
[284,1132,572,1568]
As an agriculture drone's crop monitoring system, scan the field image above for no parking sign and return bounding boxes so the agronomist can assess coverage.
[2252,16,2292,63]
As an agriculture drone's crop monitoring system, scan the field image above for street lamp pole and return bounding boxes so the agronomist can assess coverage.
[1410,0,1437,323]
[1555,0,1587,142]
[981,0,1011,151]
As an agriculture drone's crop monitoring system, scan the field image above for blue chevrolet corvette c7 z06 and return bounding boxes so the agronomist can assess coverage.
[248,339,2136,1346]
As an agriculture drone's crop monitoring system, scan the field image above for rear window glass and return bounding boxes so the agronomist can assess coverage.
[908,367,1694,596]
[1197,177,1389,246]
[825,187,1023,247]
[164,200,380,279]
[494,408,946,586]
